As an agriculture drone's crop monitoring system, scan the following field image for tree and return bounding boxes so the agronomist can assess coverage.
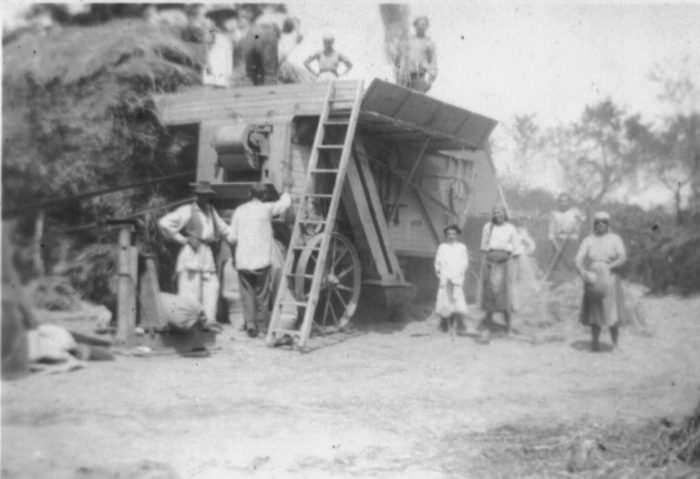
[498,114,549,191]
[547,99,639,207]
[626,56,700,224]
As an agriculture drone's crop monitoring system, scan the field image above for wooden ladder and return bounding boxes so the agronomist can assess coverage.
[266,80,364,350]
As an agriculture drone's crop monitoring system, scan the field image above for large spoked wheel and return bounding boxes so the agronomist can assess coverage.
[294,233,361,331]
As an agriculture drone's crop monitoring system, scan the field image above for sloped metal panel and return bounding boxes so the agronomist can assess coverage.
[360,79,497,149]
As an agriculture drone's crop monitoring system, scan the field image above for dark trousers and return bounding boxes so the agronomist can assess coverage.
[239,24,279,86]
[238,266,272,330]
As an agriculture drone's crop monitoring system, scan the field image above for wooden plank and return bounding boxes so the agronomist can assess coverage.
[342,157,392,278]
[353,139,405,279]
[115,226,137,345]
[155,80,361,126]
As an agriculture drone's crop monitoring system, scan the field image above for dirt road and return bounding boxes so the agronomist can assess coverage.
[3,293,700,478]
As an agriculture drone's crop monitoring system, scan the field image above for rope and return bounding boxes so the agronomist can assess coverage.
[2,170,195,217]
[57,197,194,234]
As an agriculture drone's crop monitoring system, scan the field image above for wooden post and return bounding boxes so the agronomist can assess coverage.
[115,225,137,345]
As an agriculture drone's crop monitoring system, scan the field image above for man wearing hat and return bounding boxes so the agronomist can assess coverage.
[159,182,230,328]
[304,33,353,82]
[396,15,438,93]
[434,224,469,334]
[227,182,292,337]
[202,5,238,88]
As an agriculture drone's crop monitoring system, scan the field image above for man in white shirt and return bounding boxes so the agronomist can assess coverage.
[434,224,469,334]
[228,183,292,337]
[202,6,237,88]
[159,182,230,329]
[479,206,520,335]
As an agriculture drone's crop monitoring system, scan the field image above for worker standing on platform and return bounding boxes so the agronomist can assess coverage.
[396,16,438,93]
[304,34,353,81]
[202,5,237,88]
[228,183,292,338]
[238,5,284,85]
[159,182,229,330]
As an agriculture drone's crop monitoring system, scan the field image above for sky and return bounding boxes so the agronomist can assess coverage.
[3,1,700,205]
[290,1,700,206]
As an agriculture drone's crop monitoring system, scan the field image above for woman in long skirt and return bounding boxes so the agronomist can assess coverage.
[435,224,469,333]
[575,211,628,352]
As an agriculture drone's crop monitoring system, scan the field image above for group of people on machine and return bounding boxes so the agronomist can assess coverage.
[435,193,629,352]
[161,4,437,92]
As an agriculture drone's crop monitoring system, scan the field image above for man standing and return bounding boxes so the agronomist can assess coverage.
[159,182,229,329]
[434,224,469,334]
[479,206,520,336]
[396,16,438,93]
[202,5,237,88]
[237,5,283,86]
[228,183,292,337]
[304,34,353,81]
[547,193,584,283]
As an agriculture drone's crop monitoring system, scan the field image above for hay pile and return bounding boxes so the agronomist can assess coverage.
[656,399,700,467]
[3,19,203,215]
[3,19,204,300]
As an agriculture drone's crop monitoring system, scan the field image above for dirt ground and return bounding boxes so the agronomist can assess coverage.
[3,290,700,479]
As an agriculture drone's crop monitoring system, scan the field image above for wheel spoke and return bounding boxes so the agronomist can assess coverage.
[337,284,353,292]
[334,288,348,308]
[331,246,348,270]
[321,291,330,328]
[337,265,354,280]
[328,296,339,326]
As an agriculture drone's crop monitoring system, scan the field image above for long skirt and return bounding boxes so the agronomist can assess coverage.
[481,258,513,313]
[579,273,628,328]
[435,280,468,318]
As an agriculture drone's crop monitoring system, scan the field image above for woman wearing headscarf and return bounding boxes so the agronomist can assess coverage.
[434,224,469,333]
[575,211,628,352]
[479,206,520,335]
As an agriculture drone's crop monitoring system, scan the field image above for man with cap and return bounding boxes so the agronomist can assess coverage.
[396,15,438,93]
[547,193,584,283]
[304,34,353,82]
[228,182,292,337]
[575,211,628,352]
[435,224,469,334]
[159,182,230,329]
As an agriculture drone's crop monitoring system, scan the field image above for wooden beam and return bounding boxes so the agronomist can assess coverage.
[115,225,137,346]
[387,138,431,222]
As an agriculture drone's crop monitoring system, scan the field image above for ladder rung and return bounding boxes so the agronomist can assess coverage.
[291,245,322,251]
[304,193,334,198]
[310,168,339,173]
[324,121,349,125]
[279,300,308,307]
[270,329,301,337]
[295,219,327,224]
[317,145,344,149]
[285,272,316,279]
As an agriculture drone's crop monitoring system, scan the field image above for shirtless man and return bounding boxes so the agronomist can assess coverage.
[397,16,438,93]
[304,34,353,81]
